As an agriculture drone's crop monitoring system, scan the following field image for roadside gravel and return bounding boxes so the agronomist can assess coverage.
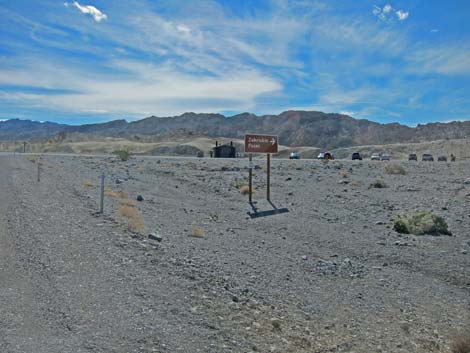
[0,154,469,352]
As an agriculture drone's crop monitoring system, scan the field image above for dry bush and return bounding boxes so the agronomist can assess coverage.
[26,156,37,163]
[384,163,406,175]
[83,180,95,188]
[105,189,128,199]
[393,210,451,236]
[240,185,254,195]
[368,179,387,189]
[113,149,131,161]
[451,330,470,353]
[190,225,205,238]
[118,204,147,233]
[340,170,349,178]
[136,164,145,172]
[350,180,362,187]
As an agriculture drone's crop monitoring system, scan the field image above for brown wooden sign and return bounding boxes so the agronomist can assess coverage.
[244,134,278,154]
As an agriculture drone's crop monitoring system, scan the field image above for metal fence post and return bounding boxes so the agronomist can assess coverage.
[99,172,105,214]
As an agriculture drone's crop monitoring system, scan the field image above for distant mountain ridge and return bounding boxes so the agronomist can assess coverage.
[1,111,470,149]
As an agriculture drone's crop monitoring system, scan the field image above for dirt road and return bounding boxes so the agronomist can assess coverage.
[0,154,469,352]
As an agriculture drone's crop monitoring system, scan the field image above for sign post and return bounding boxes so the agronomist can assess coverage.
[249,153,253,203]
[244,134,278,202]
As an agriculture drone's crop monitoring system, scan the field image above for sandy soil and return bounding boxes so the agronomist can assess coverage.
[0,154,469,352]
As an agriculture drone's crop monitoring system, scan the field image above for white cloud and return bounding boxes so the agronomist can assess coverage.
[373,4,409,22]
[396,10,409,21]
[383,4,392,14]
[66,1,108,22]
[430,28,439,33]
[176,24,191,34]
[0,58,281,116]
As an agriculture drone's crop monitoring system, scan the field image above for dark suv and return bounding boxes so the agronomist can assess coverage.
[408,153,417,161]
[352,152,362,160]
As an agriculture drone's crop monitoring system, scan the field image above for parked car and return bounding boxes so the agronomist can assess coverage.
[422,154,434,161]
[352,152,362,160]
[408,153,418,161]
[289,152,300,159]
[317,152,334,160]
[380,153,391,161]
[371,153,380,161]
[437,155,447,162]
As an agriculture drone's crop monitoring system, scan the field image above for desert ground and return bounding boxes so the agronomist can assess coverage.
[0,153,469,353]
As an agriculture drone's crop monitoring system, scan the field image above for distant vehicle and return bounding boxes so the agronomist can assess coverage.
[380,153,391,161]
[317,152,334,160]
[437,156,447,162]
[289,152,300,159]
[352,152,362,160]
[371,153,380,161]
[450,154,456,162]
[422,154,434,161]
[408,153,418,161]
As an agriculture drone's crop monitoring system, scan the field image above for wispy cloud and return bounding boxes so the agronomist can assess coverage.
[65,1,107,22]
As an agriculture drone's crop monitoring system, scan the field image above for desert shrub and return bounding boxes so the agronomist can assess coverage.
[113,149,131,161]
[451,329,470,353]
[368,179,387,189]
[350,180,362,187]
[393,210,451,236]
[384,163,406,175]
[118,204,146,233]
[239,185,254,195]
[104,189,128,199]
[340,170,349,178]
[83,180,95,188]
[190,225,204,238]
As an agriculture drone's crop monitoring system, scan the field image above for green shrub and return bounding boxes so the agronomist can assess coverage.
[393,210,451,236]
[369,179,387,189]
[113,149,131,161]
[385,163,406,175]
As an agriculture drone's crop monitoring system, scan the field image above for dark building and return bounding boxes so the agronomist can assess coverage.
[212,141,236,158]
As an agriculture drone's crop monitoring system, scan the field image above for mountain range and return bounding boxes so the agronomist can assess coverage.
[1,111,470,149]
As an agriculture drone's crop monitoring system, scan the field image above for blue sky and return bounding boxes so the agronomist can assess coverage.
[0,0,469,125]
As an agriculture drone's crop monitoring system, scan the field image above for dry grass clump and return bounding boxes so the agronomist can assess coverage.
[350,180,362,187]
[368,179,387,189]
[26,156,38,163]
[190,225,205,238]
[83,180,95,188]
[105,189,128,199]
[136,164,145,172]
[239,185,254,195]
[451,329,470,353]
[384,163,406,175]
[393,210,451,236]
[118,204,147,233]
[340,170,349,178]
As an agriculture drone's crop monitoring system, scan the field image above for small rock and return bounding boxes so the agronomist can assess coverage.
[148,233,162,242]
[301,255,308,260]
[464,179,470,185]
[375,221,385,225]
[115,178,123,184]
[136,195,144,201]
[462,250,468,255]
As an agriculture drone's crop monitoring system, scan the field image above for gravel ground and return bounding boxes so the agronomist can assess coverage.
[0,154,469,353]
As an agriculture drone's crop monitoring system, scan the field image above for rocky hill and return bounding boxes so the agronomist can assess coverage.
[1,111,470,149]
